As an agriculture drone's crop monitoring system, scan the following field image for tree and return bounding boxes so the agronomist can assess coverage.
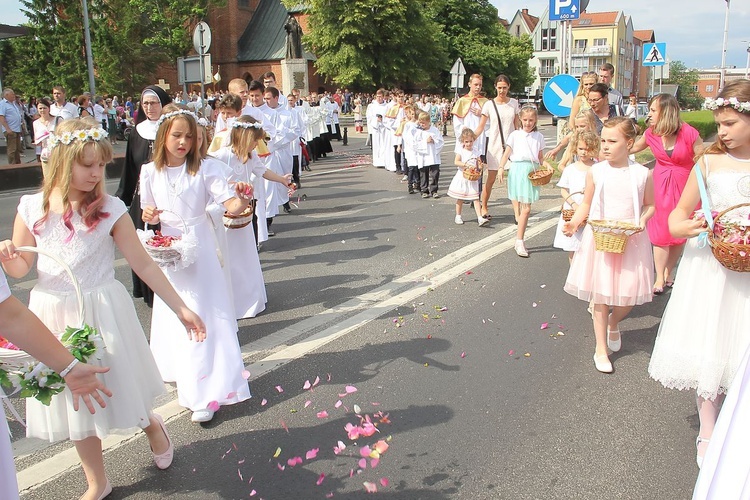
[3,0,223,98]
[664,60,703,110]
[300,0,449,89]
[429,0,534,95]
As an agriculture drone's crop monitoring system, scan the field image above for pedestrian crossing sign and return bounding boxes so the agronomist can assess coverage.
[643,43,666,67]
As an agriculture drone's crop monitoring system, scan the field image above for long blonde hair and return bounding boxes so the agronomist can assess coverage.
[703,79,750,156]
[648,94,682,137]
[152,104,201,175]
[35,118,113,241]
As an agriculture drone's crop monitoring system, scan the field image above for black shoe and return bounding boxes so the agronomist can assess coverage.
[267,229,276,237]
[408,188,415,194]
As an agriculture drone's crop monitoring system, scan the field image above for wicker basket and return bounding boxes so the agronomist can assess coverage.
[708,202,750,273]
[140,210,195,269]
[462,157,483,181]
[561,191,585,222]
[223,201,255,229]
[589,220,644,254]
[0,246,86,369]
[528,164,554,187]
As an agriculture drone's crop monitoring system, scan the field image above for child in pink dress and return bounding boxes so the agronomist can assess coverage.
[563,117,655,373]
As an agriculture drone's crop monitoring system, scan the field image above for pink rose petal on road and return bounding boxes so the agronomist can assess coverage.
[261,398,267,406]
[238,468,243,481]
[326,493,334,498]
[345,385,358,394]
[380,477,389,487]
[327,373,332,382]
[334,441,347,454]
[207,401,220,412]
[287,456,303,467]
[334,400,343,408]
[358,458,367,469]
[460,351,466,358]
[370,458,379,468]
[359,445,372,457]
[250,490,257,497]
[280,420,289,433]
[317,473,325,485]
[313,376,321,387]
[363,481,378,493]
[275,385,284,393]
[306,448,319,460]
[374,440,389,454]
[241,370,251,380]
[508,350,515,356]
[277,463,285,471]
[304,400,312,408]
[303,380,311,390]
[317,410,329,418]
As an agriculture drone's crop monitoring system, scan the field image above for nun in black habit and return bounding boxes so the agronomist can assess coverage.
[115,85,172,306]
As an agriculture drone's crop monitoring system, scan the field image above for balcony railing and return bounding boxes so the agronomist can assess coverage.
[539,67,557,77]
[571,45,612,57]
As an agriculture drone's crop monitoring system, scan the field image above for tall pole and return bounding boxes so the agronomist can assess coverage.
[745,41,750,79]
[81,0,96,96]
[719,0,730,92]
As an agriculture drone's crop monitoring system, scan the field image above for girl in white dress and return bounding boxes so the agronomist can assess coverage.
[0,118,205,500]
[649,80,750,469]
[553,130,599,260]
[140,105,253,424]
[447,128,489,226]
[210,116,294,319]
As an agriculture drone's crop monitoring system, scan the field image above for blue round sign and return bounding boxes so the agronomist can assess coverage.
[542,74,580,117]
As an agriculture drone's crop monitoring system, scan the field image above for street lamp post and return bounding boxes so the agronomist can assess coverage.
[744,41,750,79]
[719,0,730,92]
[81,0,96,95]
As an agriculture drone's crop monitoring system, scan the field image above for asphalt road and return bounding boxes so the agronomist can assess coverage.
[4,126,700,499]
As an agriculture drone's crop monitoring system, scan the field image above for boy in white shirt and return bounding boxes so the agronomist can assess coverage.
[414,112,444,198]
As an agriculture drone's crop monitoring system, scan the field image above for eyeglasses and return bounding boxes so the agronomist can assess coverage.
[142,101,161,107]
[587,96,604,104]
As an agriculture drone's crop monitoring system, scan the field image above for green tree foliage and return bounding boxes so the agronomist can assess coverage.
[301,0,449,89]
[664,60,704,110]
[429,0,534,94]
[3,0,222,98]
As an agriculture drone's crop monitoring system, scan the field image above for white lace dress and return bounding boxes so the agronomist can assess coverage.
[211,147,268,319]
[19,194,166,442]
[139,160,251,412]
[649,162,750,400]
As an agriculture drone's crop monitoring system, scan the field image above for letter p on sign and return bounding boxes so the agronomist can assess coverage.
[555,0,572,15]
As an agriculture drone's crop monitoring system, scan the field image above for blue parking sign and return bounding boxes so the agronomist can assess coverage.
[542,74,580,117]
[549,0,580,21]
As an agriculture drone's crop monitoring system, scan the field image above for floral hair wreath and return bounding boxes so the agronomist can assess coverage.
[704,97,750,113]
[48,128,108,150]
[156,109,199,129]
[231,121,263,129]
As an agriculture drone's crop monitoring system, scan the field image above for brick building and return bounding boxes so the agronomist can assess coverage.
[157,0,322,95]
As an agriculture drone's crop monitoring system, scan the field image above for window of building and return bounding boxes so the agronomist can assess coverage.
[516,25,520,37]
[593,38,607,46]
[575,39,587,49]
[692,85,699,91]
[571,58,588,75]
[706,84,715,92]
[540,59,555,74]
[541,28,557,51]
[592,57,608,69]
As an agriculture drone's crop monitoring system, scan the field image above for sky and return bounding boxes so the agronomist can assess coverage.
[493,0,750,71]
[5,0,750,71]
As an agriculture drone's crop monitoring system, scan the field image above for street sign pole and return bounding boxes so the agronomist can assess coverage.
[193,21,212,118]
[449,58,466,101]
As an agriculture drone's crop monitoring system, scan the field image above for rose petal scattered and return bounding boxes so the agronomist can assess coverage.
[277,463,285,471]
[380,477,389,487]
[250,489,257,496]
[359,445,372,457]
[335,400,343,408]
[508,350,515,356]
[313,376,321,387]
[370,457,380,468]
[241,370,251,380]
[363,481,378,493]
[374,440,389,454]
[353,404,361,414]
[303,380,311,390]
[305,400,312,408]
[317,473,325,485]
[358,458,367,469]
[280,420,289,433]
[541,322,549,330]
[334,440,347,454]
[275,385,284,393]
[273,447,282,458]
[317,410,329,419]
[345,385,357,394]
[306,448,319,460]
[460,351,466,358]
[261,398,267,406]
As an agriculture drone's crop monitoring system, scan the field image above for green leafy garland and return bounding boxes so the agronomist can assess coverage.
[0,324,103,406]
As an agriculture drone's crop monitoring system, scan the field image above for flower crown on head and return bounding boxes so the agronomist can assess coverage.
[704,96,750,113]
[197,117,209,127]
[156,109,198,129]
[48,127,108,150]
[232,121,263,130]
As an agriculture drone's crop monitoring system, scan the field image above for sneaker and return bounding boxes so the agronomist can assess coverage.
[514,240,529,257]
[432,193,439,199]
[455,215,464,225]
[408,187,415,194]
[421,193,429,198]
[477,216,489,227]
